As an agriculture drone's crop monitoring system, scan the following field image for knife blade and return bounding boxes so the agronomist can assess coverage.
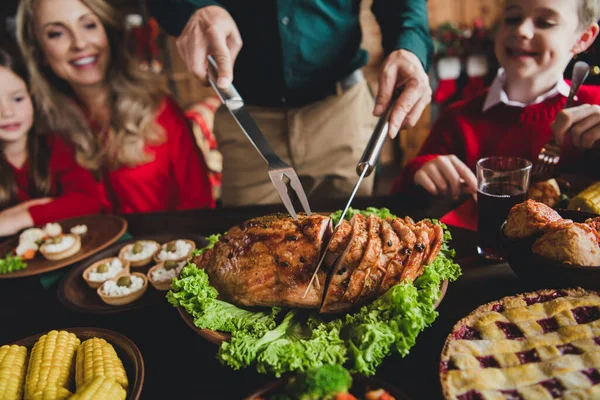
[206,55,313,220]
[302,88,402,298]
[206,56,279,164]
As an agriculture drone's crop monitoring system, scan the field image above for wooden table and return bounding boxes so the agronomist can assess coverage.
[0,194,541,399]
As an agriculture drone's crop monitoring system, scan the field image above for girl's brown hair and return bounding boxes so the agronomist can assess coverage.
[17,0,167,171]
[0,47,51,210]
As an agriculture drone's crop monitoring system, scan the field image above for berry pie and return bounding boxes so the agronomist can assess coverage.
[440,288,600,399]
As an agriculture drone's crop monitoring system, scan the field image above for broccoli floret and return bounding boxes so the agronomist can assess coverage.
[285,364,352,400]
[269,394,293,400]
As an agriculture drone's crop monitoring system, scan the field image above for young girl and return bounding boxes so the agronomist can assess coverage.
[0,48,102,237]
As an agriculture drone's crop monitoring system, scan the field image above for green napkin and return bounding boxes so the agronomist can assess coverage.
[39,231,134,289]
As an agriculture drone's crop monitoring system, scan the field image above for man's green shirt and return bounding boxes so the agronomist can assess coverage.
[149,0,433,107]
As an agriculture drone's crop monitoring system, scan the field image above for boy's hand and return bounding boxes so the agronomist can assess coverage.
[414,155,477,199]
[552,104,600,149]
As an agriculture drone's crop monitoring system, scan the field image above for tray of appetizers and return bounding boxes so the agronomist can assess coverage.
[57,233,206,314]
[0,215,127,279]
[6,327,143,400]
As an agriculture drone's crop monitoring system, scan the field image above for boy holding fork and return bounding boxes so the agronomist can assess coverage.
[393,0,600,198]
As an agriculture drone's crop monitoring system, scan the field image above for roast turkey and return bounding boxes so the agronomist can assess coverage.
[192,213,444,313]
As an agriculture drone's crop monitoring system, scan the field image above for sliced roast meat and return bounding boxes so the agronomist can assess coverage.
[400,221,430,282]
[320,214,368,313]
[379,218,417,294]
[194,211,447,313]
[193,213,330,308]
[359,218,400,302]
[322,219,353,275]
[423,221,444,265]
[343,214,381,305]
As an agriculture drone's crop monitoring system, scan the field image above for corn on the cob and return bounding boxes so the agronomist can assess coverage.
[69,377,126,400]
[29,385,72,400]
[569,181,600,214]
[0,344,28,400]
[75,338,128,390]
[25,330,80,400]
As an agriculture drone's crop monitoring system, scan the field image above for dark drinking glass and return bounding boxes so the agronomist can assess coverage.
[476,157,531,260]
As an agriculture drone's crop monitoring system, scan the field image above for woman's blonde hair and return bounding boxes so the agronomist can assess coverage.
[16,0,167,171]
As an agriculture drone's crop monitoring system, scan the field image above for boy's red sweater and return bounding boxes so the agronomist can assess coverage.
[10,135,102,225]
[391,84,600,193]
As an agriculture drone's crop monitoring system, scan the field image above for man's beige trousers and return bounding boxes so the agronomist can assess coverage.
[214,80,378,207]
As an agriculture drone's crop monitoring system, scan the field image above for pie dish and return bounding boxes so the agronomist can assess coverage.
[118,240,159,267]
[440,288,600,400]
[147,260,186,291]
[39,234,81,261]
[153,239,195,263]
[97,272,147,306]
[82,257,130,289]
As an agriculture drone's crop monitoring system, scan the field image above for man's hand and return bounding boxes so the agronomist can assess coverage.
[552,104,600,149]
[414,155,477,199]
[374,49,432,139]
[176,6,243,88]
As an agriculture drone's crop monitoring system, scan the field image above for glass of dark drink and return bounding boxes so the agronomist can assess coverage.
[476,157,531,261]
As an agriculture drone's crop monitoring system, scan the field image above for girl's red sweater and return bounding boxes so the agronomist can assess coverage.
[10,135,102,225]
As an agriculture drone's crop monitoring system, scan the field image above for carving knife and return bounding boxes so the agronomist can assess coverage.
[302,89,402,298]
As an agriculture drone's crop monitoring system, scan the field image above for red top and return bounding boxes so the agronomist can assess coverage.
[99,96,215,214]
[391,84,600,193]
[9,135,103,225]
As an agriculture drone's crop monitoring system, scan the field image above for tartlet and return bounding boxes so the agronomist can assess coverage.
[39,234,81,261]
[97,272,148,306]
[147,260,186,291]
[118,240,160,267]
[82,257,130,289]
[153,239,196,263]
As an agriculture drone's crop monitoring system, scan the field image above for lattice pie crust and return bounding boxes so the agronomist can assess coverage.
[440,288,600,400]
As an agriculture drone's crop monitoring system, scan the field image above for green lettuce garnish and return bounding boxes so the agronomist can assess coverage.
[167,209,461,376]
[167,265,279,334]
[0,255,27,274]
[330,207,396,226]
[191,233,222,257]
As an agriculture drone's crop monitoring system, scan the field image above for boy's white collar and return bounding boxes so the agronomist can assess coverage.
[482,68,571,112]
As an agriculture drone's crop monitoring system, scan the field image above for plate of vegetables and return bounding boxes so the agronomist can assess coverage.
[245,365,410,400]
[4,327,143,399]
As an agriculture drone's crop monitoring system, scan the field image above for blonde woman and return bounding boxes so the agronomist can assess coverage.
[17,0,214,214]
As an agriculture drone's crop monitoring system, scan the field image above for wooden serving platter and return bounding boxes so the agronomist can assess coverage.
[14,327,144,400]
[0,215,127,279]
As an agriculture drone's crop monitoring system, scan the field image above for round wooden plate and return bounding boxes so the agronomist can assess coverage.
[0,215,127,279]
[178,279,450,345]
[245,374,411,400]
[14,327,144,400]
[57,233,207,314]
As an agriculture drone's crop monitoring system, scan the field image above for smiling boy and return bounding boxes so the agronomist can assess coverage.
[393,0,600,197]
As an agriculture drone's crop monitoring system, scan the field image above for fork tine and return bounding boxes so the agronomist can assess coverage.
[287,172,312,216]
[270,173,298,220]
